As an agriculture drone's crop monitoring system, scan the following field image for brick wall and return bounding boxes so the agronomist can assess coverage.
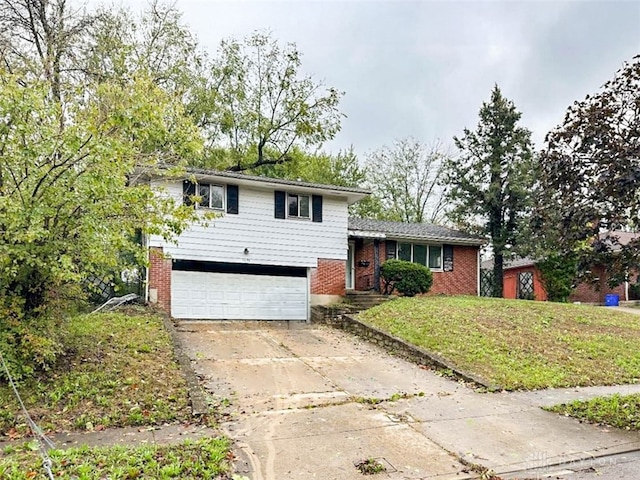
[353,241,479,296]
[354,239,376,290]
[569,265,626,304]
[148,247,172,314]
[310,258,346,295]
[429,246,478,296]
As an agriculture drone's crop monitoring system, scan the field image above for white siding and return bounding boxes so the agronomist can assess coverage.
[150,181,348,267]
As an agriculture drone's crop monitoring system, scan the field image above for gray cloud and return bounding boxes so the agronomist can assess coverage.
[113,0,640,154]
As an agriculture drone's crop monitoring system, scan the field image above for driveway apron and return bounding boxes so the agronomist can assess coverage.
[175,321,640,480]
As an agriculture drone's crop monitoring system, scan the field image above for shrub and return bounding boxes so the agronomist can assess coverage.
[537,254,577,303]
[380,260,433,296]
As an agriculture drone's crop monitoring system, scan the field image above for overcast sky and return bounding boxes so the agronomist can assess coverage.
[115,0,639,156]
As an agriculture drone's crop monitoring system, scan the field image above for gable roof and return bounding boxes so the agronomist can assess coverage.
[348,218,485,246]
[136,165,371,204]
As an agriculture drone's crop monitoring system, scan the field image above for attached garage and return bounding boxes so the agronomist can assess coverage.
[170,261,308,320]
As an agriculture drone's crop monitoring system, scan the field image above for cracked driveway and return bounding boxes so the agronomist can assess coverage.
[175,321,640,480]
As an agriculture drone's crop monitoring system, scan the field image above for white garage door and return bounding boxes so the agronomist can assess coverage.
[171,271,308,320]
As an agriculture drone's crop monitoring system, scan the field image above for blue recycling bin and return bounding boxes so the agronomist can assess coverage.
[604,294,619,307]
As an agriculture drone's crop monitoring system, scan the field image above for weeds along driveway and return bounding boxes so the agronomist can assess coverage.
[175,321,640,480]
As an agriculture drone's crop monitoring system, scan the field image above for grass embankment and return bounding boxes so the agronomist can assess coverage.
[0,308,232,478]
[546,394,640,431]
[358,296,640,390]
[0,308,192,436]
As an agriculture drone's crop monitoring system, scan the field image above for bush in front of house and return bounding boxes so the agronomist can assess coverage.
[380,260,433,296]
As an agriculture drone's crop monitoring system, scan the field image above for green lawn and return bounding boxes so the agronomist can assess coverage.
[358,296,640,390]
[546,394,640,431]
[0,307,232,478]
[1,308,194,437]
[0,437,231,479]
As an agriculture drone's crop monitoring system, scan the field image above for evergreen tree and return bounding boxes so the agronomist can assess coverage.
[443,85,535,297]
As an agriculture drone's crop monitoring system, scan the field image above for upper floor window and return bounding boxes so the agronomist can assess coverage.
[397,243,443,270]
[275,190,322,222]
[288,193,310,219]
[183,181,226,210]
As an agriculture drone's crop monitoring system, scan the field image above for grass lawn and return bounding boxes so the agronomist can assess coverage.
[0,437,231,479]
[545,394,640,431]
[0,307,232,478]
[358,296,640,390]
[1,307,194,437]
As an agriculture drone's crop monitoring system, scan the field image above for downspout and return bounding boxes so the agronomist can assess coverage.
[477,248,481,296]
[144,234,150,303]
[374,239,380,293]
[625,280,629,302]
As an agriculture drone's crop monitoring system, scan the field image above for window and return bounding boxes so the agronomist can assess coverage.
[395,243,443,270]
[183,181,224,210]
[428,245,442,269]
[287,193,310,219]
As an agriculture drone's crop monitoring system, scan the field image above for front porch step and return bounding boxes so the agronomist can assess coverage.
[344,291,395,311]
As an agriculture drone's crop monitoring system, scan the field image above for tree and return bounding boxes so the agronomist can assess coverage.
[443,85,535,297]
[203,32,344,173]
[364,138,449,223]
[0,69,200,378]
[0,0,94,102]
[538,55,640,283]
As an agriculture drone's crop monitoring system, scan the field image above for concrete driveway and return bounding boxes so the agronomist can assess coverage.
[175,321,640,480]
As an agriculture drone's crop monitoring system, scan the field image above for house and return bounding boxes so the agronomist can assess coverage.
[145,167,368,321]
[483,231,640,303]
[143,168,485,320]
[481,258,547,300]
[347,218,485,296]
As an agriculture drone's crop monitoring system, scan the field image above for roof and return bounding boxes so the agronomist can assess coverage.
[599,231,640,250]
[348,218,485,246]
[481,257,536,270]
[136,165,371,204]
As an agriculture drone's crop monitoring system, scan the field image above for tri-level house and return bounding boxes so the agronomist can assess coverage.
[144,167,484,321]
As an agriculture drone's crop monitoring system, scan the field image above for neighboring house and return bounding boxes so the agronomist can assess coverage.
[347,218,485,296]
[481,258,547,301]
[144,167,368,321]
[483,231,640,303]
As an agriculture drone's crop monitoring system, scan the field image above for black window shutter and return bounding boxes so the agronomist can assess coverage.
[443,245,454,272]
[385,240,397,260]
[312,195,323,223]
[183,180,196,206]
[226,184,239,214]
[274,191,286,219]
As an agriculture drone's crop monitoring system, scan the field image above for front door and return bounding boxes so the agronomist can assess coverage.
[346,243,355,290]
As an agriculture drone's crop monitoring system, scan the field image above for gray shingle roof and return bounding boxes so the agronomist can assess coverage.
[183,166,371,195]
[348,218,485,245]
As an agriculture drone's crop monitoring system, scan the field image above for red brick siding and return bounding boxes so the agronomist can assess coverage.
[569,265,626,304]
[148,247,172,313]
[500,264,631,304]
[429,246,478,296]
[353,241,479,296]
[311,258,346,295]
[354,240,376,290]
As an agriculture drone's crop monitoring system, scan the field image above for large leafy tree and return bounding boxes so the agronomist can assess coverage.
[538,55,640,285]
[0,0,202,377]
[202,32,344,173]
[443,85,535,297]
[0,70,200,377]
[364,138,449,223]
